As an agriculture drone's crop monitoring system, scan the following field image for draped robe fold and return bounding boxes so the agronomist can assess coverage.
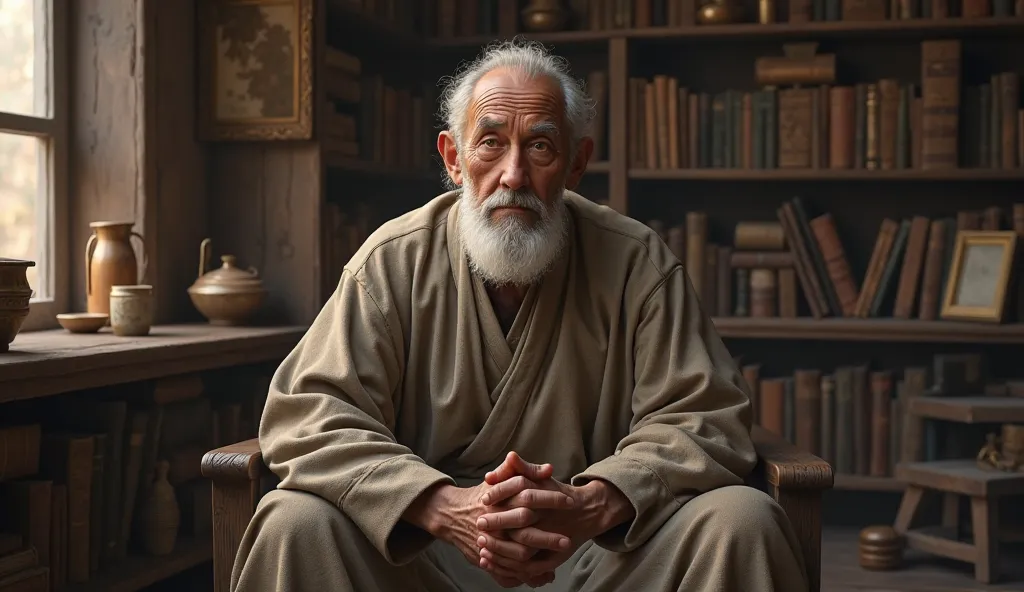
[258,189,759,566]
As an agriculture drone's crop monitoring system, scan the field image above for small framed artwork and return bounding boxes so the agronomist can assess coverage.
[941,231,1018,323]
[198,0,313,141]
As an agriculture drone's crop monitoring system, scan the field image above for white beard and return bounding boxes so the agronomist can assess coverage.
[457,177,570,287]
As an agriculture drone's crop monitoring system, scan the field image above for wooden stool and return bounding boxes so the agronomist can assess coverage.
[894,459,1024,584]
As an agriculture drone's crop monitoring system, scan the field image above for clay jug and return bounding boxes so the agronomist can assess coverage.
[85,222,147,315]
[140,460,180,556]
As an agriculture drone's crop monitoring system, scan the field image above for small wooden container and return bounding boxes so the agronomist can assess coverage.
[859,525,903,570]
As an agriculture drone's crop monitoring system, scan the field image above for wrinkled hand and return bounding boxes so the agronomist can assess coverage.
[408,462,574,589]
[475,452,612,584]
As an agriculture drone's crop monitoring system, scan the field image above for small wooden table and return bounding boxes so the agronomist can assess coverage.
[894,460,1024,584]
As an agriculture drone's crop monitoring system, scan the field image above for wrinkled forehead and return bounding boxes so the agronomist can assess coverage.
[468,68,568,135]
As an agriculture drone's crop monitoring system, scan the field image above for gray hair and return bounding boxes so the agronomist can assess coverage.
[437,39,596,157]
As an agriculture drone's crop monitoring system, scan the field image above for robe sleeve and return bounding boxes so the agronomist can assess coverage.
[571,264,757,552]
[258,268,456,565]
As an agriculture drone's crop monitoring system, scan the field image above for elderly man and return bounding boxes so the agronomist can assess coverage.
[231,41,807,591]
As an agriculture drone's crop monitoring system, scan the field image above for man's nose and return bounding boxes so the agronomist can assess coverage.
[499,148,528,191]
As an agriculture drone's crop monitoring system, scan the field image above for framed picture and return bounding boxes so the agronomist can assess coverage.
[199,0,313,141]
[941,231,1018,323]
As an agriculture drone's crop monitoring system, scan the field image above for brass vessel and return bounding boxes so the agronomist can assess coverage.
[521,0,568,32]
[0,258,34,352]
[86,221,147,316]
[697,0,742,24]
[187,239,266,326]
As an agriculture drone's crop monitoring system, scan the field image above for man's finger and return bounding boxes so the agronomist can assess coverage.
[481,475,536,506]
[479,556,525,582]
[485,451,553,485]
[477,507,537,531]
[508,527,572,551]
[506,488,575,510]
[478,533,538,562]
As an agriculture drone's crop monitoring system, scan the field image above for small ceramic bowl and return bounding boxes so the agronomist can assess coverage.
[56,312,109,334]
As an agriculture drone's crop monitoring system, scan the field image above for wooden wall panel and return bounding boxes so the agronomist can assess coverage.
[208,145,322,325]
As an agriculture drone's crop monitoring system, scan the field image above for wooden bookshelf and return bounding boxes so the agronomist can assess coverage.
[908,396,1024,424]
[711,318,1024,344]
[629,168,1024,181]
[66,537,212,592]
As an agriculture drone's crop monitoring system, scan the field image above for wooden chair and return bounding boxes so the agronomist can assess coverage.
[202,426,833,592]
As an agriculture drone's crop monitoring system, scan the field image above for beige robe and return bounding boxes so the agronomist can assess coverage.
[237,190,802,590]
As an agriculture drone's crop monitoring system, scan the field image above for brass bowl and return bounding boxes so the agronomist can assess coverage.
[188,290,266,326]
[57,312,109,334]
[0,258,35,352]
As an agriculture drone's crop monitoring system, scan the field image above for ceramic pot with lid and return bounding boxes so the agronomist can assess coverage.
[187,238,266,326]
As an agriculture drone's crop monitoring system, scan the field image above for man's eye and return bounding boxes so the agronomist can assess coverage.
[532,142,549,151]
[482,139,498,148]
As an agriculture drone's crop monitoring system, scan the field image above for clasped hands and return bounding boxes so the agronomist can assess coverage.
[441,452,621,589]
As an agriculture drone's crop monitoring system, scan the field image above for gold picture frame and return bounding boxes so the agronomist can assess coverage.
[940,230,1018,324]
[198,0,313,141]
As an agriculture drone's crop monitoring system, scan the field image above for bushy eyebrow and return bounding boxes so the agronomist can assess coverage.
[475,117,560,135]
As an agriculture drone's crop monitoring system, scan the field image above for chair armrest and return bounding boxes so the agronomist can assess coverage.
[751,425,834,491]
[201,437,271,483]
[202,438,272,592]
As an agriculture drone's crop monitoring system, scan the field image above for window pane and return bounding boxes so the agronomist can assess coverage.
[0,131,44,298]
[0,0,40,117]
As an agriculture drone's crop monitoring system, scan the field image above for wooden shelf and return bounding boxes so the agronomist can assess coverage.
[626,16,1024,42]
[324,154,438,181]
[66,537,212,592]
[426,17,1024,48]
[711,317,1024,343]
[834,474,906,492]
[629,168,1024,181]
[908,396,1024,424]
[1,324,306,403]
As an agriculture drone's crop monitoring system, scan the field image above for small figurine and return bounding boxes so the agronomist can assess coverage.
[976,424,1024,473]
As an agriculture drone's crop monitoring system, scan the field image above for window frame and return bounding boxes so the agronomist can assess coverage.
[0,0,69,332]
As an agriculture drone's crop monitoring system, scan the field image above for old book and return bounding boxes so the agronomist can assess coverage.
[759,378,787,437]
[730,251,794,269]
[834,367,854,475]
[851,366,870,475]
[702,245,719,314]
[865,84,880,169]
[917,219,947,320]
[829,86,855,169]
[991,75,1002,168]
[712,94,727,168]
[855,218,899,318]
[734,221,786,250]
[911,96,923,168]
[890,385,903,476]
[39,434,93,583]
[896,85,911,169]
[869,371,893,478]
[685,212,707,298]
[817,85,830,167]
[794,370,822,456]
[716,246,733,317]
[633,0,652,26]
[628,78,643,168]
[743,364,762,424]
[0,424,40,483]
[791,198,841,313]
[854,84,867,169]
[869,219,911,317]
[667,77,680,169]
[654,76,670,169]
[699,92,712,168]
[742,93,753,168]
[0,480,51,568]
[893,216,930,318]
[667,225,686,263]
[1014,203,1024,321]
[1000,73,1019,170]
[765,88,778,168]
[778,88,814,168]
[750,269,776,317]
[899,368,928,464]
[777,205,827,318]
[878,79,900,170]
[820,374,835,465]
[0,546,37,580]
[810,213,860,317]
[734,269,750,316]
[962,0,991,17]
[676,86,688,168]
[645,82,658,169]
[688,93,699,168]
[778,268,798,317]
[843,0,887,18]
[117,411,148,560]
[921,40,961,169]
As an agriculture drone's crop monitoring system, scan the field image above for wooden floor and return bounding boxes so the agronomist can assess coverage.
[823,528,1024,592]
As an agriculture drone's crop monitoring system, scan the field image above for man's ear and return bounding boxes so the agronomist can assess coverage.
[564,136,594,191]
[437,131,463,186]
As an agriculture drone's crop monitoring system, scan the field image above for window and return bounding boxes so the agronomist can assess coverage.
[0,0,67,331]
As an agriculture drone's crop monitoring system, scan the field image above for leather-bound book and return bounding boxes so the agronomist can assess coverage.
[855,218,898,318]
[734,221,786,250]
[39,434,94,583]
[1000,73,1019,170]
[779,88,814,168]
[734,269,750,316]
[834,367,854,475]
[777,205,827,318]
[778,268,798,318]
[750,269,777,318]
[878,79,900,170]
[899,368,928,464]
[810,213,859,317]
[829,86,855,169]
[892,216,930,319]
[654,76,670,169]
[667,77,680,169]
[794,369,822,456]
[730,251,794,269]
[865,83,880,169]
[717,246,733,316]
[869,371,893,478]
[759,378,787,437]
[851,365,870,475]
[917,219,946,320]
[921,40,961,170]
